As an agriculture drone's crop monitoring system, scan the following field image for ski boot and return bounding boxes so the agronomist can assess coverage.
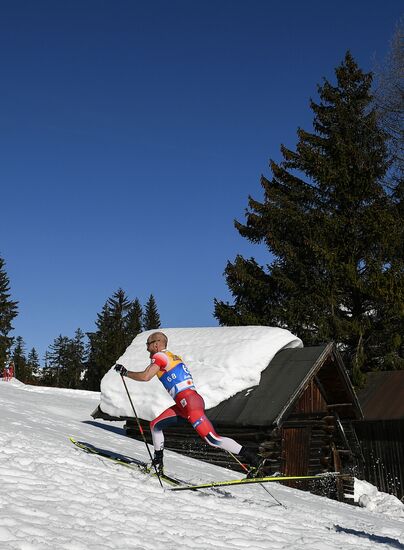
[150,450,164,475]
[239,446,263,478]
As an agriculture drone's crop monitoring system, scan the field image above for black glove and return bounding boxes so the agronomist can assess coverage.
[114,364,128,377]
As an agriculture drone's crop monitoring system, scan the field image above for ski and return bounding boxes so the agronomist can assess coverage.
[70,438,347,496]
[169,472,346,491]
[69,437,183,486]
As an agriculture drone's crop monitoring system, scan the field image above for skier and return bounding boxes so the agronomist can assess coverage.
[114,331,262,476]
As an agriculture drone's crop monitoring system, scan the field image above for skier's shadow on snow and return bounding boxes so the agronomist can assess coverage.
[334,525,404,549]
[82,420,126,436]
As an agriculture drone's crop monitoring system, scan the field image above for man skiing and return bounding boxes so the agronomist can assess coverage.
[114,331,261,476]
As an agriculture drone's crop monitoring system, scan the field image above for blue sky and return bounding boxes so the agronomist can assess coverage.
[1,1,402,362]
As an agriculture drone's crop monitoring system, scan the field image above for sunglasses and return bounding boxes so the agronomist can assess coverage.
[146,340,159,347]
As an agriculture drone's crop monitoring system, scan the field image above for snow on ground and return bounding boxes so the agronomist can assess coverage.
[1,379,403,550]
[100,326,303,420]
[355,479,404,518]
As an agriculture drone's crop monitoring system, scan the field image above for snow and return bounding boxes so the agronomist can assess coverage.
[100,326,303,420]
[1,379,404,550]
[355,479,404,518]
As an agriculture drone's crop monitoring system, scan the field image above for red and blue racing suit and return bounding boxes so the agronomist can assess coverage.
[149,350,242,455]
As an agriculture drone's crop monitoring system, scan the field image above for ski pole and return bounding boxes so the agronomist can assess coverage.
[120,374,164,489]
[228,451,286,508]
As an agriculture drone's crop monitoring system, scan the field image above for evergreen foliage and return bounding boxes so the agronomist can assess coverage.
[63,329,87,388]
[45,335,71,387]
[0,256,18,369]
[11,336,32,383]
[126,298,143,344]
[27,348,41,381]
[0,274,158,389]
[41,351,52,385]
[214,52,404,385]
[143,294,161,331]
[41,331,86,388]
[83,289,147,390]
[41,331,87,388]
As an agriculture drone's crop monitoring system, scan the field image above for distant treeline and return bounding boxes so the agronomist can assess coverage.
[1,287,160,390]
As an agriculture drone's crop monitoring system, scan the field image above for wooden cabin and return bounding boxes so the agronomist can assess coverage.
[122,342,362,502]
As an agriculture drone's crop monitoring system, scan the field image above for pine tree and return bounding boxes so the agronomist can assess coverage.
[12,336,32,383]
[47,335,71,387]
[125,298,143,346]
[84,289,134,390]
[64,329,87,389]
[27,348,41,382]
[143,294,161,331]
[0,256,18,369]
[43,332,87,388]
[107,289,132,357]
[41,351,52,385]
[215,52,403,385]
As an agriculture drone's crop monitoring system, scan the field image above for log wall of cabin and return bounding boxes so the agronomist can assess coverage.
[280,379,338,481]
[292,379,328,415]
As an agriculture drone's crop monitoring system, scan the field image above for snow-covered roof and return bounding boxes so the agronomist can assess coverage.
[207,343,362,426]
[100,326,303,420]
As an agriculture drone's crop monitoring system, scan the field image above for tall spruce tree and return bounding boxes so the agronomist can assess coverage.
[41,351,51,385]
[27,348,41,382]
[44,332,87,388]
[65,329,87,389]
[214,52,403,385]
[84,289,135,390]
[47,335,71,387]
[84,303,110,391]
[12,336,31,383]
[143,294,161,331]
[0,256,18,368]
[108,289,132,355]
[125,298,143,346]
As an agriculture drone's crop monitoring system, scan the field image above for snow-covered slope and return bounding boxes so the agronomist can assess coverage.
[1,379,403,550]
[100,326,303,420]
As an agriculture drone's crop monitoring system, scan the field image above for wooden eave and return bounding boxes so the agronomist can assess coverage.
[277,343,363,424]
[274,343,333,425]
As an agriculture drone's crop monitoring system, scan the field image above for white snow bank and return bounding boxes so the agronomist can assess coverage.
[354,478,404,518]
[100,326,303,420]
[2,381,404,550]
[6,377,100,399]
[2,377,23,387]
